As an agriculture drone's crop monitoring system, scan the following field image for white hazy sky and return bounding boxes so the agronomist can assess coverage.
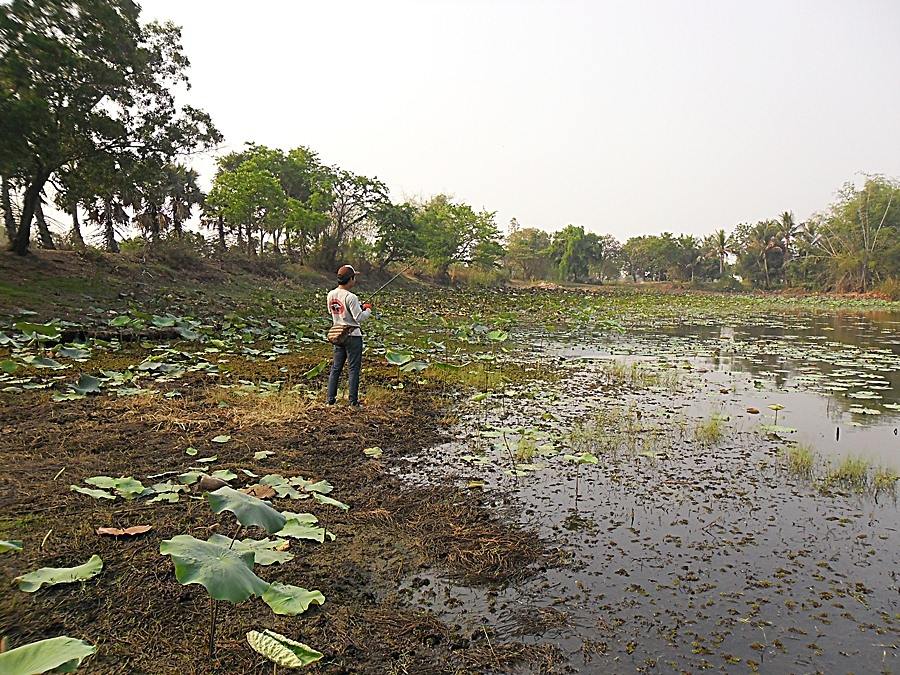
[142,0,900,240]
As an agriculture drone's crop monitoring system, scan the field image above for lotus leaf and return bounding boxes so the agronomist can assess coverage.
[563,452,599,465]
[0,539,23,553]
[72,374,101,395]
[0,636,95,674]
[15,554,103,592]
[262,582,325,616]
[385,350,413,366]
[159,535,269,602]
[246,629,323,668]
[303,361,328,379]
[206,534,294,565]
[206,486,286,534]
[312,493,350,510]
[211,435,231,443]
[84,476,145,500]
[70,485,116,500]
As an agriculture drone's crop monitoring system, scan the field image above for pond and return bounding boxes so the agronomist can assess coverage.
[398,308,899,673]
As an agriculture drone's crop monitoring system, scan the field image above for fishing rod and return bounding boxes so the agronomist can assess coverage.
[363,261,414,305]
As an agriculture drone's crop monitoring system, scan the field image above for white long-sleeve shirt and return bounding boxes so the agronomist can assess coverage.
[327,287,372,337]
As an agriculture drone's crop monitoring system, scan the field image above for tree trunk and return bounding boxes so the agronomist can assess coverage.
[2,176,16,243]
[173,212,183,239]
[284,230,292,258]
[12,171,51,256]
[217,215,225,251]
[719,255,724,277]
[259,228,265,256]
[150,205,160,243]
[35,202,56,249]
[70,204,86,249]
[104,199,119,253]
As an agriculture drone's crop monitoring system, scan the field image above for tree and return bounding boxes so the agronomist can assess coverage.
[206,162,286,256]
[703,229,732,277]
[0,1,220,255]
[318,169,388,269]
[733,220,784,288]
[810,176,899,291]
[506,227,551,280]
[164,164,203,239]
[417,195,503,279]
[373,202,421,271]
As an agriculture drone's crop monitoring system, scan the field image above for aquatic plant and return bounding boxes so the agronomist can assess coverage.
[693,415,727,446]
[783,444,815,479]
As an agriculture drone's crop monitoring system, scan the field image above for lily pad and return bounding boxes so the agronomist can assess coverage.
[0,636,96,674]
[15,554,103,592]
[262,582,325,616]
[206,486,287,534]
[159,535,269,603]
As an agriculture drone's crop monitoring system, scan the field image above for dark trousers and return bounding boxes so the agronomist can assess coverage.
[327,336,363,405]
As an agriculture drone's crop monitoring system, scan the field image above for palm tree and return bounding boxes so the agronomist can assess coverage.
[778,211,799,270]
[704,229,731,277]
[746,221,783,289]
[164,164,203,239]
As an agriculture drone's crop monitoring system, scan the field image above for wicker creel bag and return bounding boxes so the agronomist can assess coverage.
[326,324,354,346]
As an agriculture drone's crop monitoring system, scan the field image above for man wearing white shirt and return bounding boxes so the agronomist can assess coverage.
[326,264,372,406]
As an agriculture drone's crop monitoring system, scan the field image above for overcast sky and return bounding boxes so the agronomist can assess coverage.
[141,0,900,240]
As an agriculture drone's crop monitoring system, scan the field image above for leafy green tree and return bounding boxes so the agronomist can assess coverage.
[417,195,503,279]
[732,220,784,288]
[318,169,388,269]
[506,227,551,280]
[373,202,421,271]
[810,177,899,291]
[0,0,220,255]
[206,162,287,256]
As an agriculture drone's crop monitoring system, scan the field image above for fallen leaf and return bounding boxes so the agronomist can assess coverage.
[96,525,152,537]
[242,484,277,499]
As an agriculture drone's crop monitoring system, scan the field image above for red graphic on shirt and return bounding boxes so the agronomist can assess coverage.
[328,297,345,315]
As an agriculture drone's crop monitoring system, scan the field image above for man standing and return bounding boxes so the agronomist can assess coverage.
[326,264,373,406]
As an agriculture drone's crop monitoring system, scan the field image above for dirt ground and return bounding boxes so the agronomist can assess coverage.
[0,357,555,673]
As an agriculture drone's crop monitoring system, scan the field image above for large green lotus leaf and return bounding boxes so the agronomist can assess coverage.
[399,360,428,373]
[312,492,350,511]
[0,636,96,674]
[486,329,509,342]
[15,555,103,592]
[206,534,294,566]
[385,350,413,366]
[205,486,286,534]
[0,539,23,553]
[72,374,101,395]
[262,582,325,616]
[159,535,269,602]
[246,629,323,667]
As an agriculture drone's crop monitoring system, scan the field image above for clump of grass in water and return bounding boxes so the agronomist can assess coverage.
[872,467,898,497]
[822,456,870,492]
[693,415,726,446]
[783,444,815,479]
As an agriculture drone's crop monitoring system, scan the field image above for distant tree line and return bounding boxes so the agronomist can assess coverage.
[2,1,898,294]
[505,177,899,293]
